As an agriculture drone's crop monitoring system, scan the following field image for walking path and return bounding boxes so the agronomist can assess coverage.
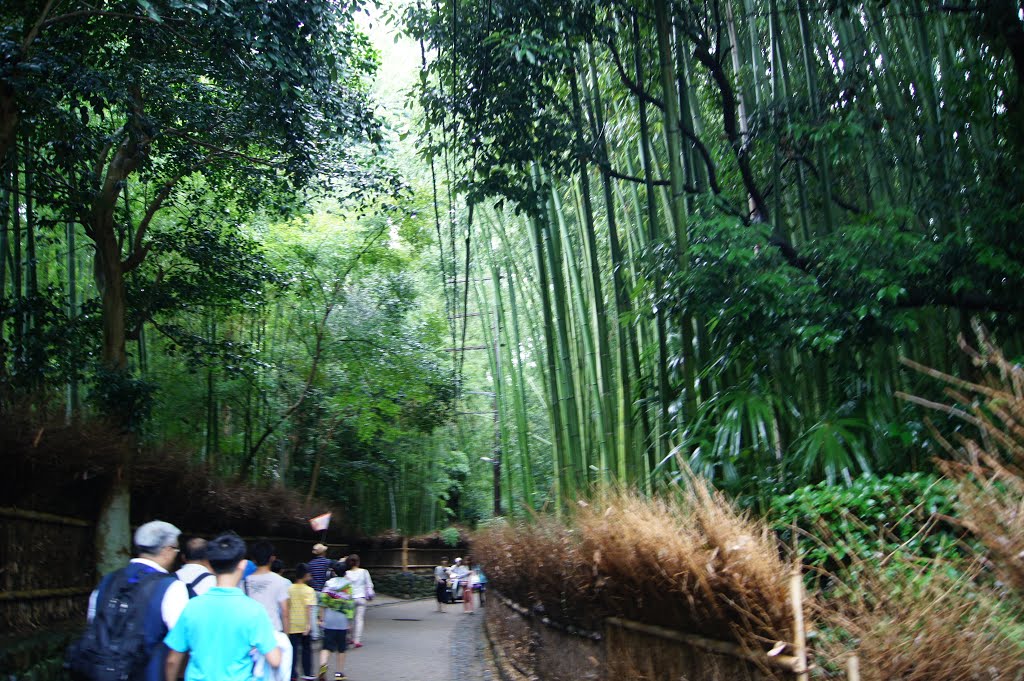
[320,596,494,681]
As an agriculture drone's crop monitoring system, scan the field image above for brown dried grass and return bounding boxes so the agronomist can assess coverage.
[815,323,1024,680]
[814,553,1024,681]
[897,326,1024,594]
[473,483,793,653]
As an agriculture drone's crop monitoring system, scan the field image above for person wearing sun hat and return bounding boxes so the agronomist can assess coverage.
[307,543,332,641]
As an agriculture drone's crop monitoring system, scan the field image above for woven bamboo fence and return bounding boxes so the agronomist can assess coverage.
[485,589,809,681]
[0,508,96,634]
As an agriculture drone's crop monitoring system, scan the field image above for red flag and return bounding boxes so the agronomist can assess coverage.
[309,512,332,532]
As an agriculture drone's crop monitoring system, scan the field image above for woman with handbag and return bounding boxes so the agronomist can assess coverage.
[344,555,374,648]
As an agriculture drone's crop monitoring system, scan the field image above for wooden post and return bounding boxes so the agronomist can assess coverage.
[402,536,409,571]
[790,566,809,681]
[846,655,860,681]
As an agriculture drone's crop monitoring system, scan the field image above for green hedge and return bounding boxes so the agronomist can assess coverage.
[373,571,436,599]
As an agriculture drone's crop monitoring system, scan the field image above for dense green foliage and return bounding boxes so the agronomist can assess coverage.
[0,1,465,534]
[405,0,1024,512]
[771,473,961,571]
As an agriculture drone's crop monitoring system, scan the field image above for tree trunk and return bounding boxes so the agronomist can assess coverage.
[0,86,16,171]
[95,471,132,576]
[90,133,149,574]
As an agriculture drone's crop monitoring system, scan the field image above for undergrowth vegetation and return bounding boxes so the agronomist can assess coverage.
[770,473,964,573]
[808,332,1024,679]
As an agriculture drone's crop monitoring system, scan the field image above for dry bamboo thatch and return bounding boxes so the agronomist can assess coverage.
[473,484,794,663]
[897,325,1024,594]
[814,552,1023,681]
[1,411,336,536]
[811,324,1024,681]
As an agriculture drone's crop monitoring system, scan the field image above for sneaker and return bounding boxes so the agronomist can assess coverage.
[319,665,328,681]
[334,674,346,680]
[353,642,363,648]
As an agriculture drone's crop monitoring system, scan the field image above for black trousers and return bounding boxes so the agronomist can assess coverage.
[288,633,313,679]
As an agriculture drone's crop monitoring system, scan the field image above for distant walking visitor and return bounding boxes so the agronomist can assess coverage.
[245,541,293,681]
[308,543,332,640]
[449,557,473,613]
[344,554,374,647]
[434,557,451,612]
[287,563,317,681]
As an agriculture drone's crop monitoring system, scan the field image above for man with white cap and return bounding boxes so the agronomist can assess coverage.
[307,543,332,641]
[73,520,189,681]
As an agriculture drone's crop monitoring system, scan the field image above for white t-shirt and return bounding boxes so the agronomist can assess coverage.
[245,571,291,631]
[344,568,374,599]
[176,563,214,596]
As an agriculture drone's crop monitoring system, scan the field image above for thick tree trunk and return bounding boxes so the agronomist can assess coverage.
[97,245,128,371]
[94,231,131,574]
[90,135,146,575]
[96,471,132,576]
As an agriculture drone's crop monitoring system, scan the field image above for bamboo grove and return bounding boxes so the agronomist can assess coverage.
[407,0,1024,512]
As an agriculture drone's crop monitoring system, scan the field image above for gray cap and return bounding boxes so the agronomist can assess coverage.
[134,520,181,553]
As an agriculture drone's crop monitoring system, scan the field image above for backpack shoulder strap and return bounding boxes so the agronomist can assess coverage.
[190,572,213,589]
[186,571,213,597]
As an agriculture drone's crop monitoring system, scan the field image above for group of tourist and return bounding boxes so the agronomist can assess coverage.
[433,556,486,614]
[68,520,374,681]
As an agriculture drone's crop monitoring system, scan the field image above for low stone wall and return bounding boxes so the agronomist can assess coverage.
[371,568,437,599]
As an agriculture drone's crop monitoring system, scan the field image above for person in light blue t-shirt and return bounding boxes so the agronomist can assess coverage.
[165,533,281,681]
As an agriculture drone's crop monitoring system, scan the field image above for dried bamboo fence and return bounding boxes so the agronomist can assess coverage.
[484,588,809,681]
[0,507,96,633]
[356,540,466,570]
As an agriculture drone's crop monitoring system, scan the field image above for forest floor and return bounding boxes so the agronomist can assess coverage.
[319,595,495,681]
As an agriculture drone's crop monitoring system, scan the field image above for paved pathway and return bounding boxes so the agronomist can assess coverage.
[318,596,494,681]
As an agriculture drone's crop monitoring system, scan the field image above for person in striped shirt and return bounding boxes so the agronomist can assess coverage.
[307,544,332,640]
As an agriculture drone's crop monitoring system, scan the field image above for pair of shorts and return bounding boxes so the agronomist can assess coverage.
[322,628,349,652]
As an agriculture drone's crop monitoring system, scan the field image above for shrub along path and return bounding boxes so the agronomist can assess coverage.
[326,596,493,681]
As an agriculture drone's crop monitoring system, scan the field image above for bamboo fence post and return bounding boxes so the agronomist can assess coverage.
[846,654,860,681]
[790,564,809,681]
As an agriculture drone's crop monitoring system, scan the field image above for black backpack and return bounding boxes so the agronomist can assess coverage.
[66,567,172,681]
